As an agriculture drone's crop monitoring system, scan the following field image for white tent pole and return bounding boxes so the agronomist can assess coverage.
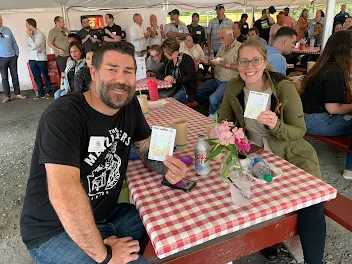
[243,0,247,13]
[61,4,69,30]
[251,5,255,27]
[321,0,335,50]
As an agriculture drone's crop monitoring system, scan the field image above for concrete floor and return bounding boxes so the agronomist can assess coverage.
[0,90,351,264]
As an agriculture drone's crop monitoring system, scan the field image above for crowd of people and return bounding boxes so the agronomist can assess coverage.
[0,3,351,264]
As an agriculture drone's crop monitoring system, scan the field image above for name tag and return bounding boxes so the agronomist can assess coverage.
[112,32,116,35]
[88,136,105,153]
[179,30,183,33]
[93,35,97,39]
[243,25,248,28]
[312,22,316,25]
[4,34,9,38]
[196,31,201,34]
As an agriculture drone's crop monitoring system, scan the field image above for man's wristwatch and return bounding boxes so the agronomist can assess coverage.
[96,244,112,264]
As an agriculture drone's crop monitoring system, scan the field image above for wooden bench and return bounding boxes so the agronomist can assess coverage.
[143,193,352,263]
[306,133,352,152]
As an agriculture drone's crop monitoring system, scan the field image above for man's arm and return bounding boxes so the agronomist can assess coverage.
[46,164,107,263]
[10,30,19,56]
[134,137,188,184]
[134,137,167,175]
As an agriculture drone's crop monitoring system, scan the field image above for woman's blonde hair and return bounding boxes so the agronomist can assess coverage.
[238,40,275,72]
[161,38,180,57]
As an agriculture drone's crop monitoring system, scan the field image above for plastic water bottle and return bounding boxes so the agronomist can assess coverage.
[250,157,273,182]
[204,48,209,58]
[209,49,215,60]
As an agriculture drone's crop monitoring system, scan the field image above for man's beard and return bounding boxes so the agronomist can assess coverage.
[98,79,135,109]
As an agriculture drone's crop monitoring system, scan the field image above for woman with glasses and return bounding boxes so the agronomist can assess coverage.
[146,45,166,77]
[301,31,352,180]
[219,40,326,264]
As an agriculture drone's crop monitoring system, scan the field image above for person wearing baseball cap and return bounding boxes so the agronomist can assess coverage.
[163,9,189,40]
[207,4,233,55]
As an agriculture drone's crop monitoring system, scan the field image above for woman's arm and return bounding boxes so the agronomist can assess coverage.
[269,81,307,141]
[155,61,167,80]
[325,103,352,114]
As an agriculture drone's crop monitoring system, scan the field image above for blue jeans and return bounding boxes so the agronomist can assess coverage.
[305,112,352,171]
[173,87,195,104]
[194,79,228,114]
[29,60,52,96]
[29,203,149,264]
[54,89,67,100]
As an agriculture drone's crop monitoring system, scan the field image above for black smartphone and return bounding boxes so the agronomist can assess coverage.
[161,178,196,192]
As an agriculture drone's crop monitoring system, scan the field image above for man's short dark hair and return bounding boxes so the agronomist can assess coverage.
[81,16,88,23]
[192,13,199,18]
[92,42,136,71]
[68,33,82,42]
[249,27,259,35]
[275,26,298,40]
[106,14,114,20]
[284,7,289,12]
[26,18,37,28]
[54,16,62,24]
[233,22,241,29]
[241,14,248,19]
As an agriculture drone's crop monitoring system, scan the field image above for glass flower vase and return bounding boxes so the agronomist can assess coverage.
[220,152,243,183]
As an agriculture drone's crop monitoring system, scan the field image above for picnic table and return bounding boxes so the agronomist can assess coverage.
[292,47,320,54]
[126,98,337,262]
[136,77,173,91]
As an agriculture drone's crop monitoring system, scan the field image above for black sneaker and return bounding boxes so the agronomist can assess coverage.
[45,93,51,99]
[33,95,41,100]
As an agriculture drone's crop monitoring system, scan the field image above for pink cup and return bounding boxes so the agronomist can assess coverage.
[147,79,159,102]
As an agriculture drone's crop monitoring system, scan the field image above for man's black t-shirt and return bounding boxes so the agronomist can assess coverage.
[254,18,270,42]
[104,24,122,39]
[301,63,347,114]
[241,22,249,35]
[20,92,151,249]
[77,28,102,52]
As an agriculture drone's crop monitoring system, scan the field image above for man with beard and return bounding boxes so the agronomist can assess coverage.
[77,16,103,52]
[20,42,188,264]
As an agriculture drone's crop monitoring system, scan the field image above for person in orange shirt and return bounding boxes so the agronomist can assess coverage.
[297,9,310,40]
[283,7,295,28]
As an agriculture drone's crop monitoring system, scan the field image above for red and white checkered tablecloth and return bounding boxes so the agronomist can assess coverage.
[127,98,337,259]
[292,47,320,54]
[136,77,173,91]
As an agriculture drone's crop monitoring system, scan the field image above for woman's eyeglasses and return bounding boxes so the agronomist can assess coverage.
[237,57,265,67]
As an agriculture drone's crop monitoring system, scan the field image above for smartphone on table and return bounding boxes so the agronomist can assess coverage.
[161,178,196,192]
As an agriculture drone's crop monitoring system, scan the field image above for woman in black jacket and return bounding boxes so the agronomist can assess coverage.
[156,38,197,104]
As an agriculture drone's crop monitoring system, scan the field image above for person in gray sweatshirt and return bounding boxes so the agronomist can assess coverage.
[146,45,166,77]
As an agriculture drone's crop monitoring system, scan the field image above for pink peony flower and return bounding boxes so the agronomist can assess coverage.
[232,127,245,140]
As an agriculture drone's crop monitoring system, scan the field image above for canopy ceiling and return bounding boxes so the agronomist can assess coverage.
[0,0,344,12]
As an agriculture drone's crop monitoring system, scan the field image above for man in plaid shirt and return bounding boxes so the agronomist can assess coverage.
[207,4,233,55]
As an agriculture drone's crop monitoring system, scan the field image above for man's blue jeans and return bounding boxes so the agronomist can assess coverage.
[29,60,52,96]
[173,87,194,104]
[194,79,228,114]
[29,203,149,264]
[305,112,352,171]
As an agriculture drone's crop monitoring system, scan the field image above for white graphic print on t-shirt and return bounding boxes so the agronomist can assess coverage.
[87,141,122,200]
[84,127,132,200]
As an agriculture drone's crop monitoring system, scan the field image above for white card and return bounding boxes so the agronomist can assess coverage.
[4,35,9,38]
[112,32,116,35]
[196,31,201,34]
[135,57,147,81]
[148,126,176,162]
[244,91,270,120]
[88,136,105,153]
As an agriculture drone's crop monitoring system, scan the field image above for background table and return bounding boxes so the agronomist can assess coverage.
[292,47,320,54]
[136,77,173,91]
[127,98,337,259]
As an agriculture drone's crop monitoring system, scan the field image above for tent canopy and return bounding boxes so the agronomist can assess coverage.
[0,0,344,11]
